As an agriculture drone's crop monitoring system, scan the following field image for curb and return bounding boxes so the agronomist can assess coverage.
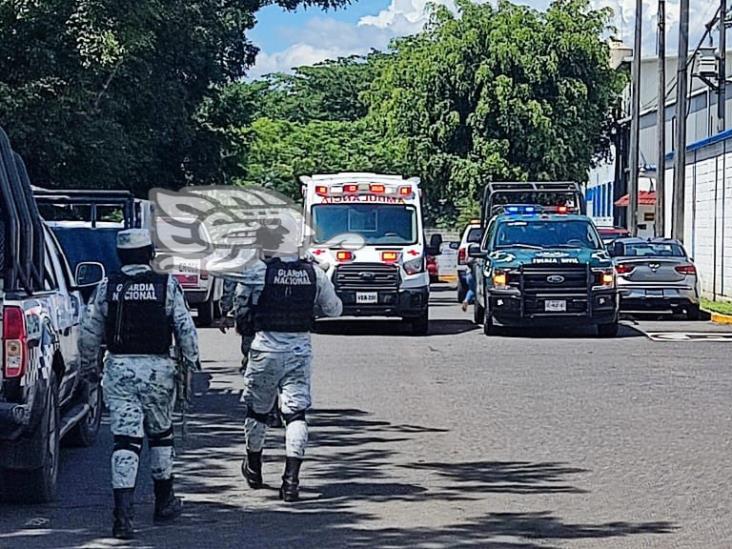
[710,312,732,325]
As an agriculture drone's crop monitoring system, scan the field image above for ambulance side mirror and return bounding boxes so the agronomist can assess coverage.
[427,234,443,256]
[75,261,106,288]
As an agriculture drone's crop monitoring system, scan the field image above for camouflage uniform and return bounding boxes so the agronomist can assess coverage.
[221,278,254,370]
[234,257,341,467]
[80,264,199,489]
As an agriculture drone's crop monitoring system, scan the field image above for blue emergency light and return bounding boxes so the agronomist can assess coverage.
[505,205,538,214]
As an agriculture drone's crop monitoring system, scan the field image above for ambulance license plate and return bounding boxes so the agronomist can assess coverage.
[356,292,378,304]
[545,300,567,312]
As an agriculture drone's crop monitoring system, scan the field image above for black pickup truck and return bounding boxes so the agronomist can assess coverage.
[0,128,105,503]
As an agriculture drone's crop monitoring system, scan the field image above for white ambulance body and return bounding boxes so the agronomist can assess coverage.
[301,173,435,335]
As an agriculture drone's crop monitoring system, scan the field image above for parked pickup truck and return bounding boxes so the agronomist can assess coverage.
[0,128,105,503]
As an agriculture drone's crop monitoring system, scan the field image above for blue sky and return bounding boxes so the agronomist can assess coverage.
[248,0,713,78]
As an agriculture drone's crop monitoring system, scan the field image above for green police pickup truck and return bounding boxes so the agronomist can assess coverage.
[469,205,619,337]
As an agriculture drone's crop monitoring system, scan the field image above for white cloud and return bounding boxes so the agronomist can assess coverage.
[251,0,717,77]
[358,0,459,34]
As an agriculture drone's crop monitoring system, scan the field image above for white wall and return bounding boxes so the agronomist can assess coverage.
[666,143,732,300]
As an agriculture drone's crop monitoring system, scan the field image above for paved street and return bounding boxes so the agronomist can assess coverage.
[2,285,732,548]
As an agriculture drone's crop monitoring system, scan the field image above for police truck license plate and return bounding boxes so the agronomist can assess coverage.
[356,292,378,304]
[545,300,567,312]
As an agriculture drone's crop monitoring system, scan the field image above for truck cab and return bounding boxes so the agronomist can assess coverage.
[301,173,438,335]
[0,128,105,503]
[470,204,619,337]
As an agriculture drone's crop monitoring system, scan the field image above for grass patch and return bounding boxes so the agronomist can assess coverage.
[701,297,732,316]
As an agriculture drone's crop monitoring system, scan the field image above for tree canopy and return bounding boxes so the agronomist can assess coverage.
[0,0,351,194]
[234,0,624,225]
[1,0,625,226]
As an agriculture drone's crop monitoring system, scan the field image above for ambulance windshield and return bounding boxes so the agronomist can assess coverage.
[312,204,417,245]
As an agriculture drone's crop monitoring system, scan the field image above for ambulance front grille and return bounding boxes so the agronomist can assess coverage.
[334,263,400,291]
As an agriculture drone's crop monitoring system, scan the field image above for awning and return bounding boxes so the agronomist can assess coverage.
[615,191,656,207]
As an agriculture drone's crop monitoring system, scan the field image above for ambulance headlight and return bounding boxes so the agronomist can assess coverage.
[403,256,424,275]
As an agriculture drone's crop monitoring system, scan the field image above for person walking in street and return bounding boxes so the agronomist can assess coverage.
[79,229,200,540]
[234,243,341,502]
[461,267,476,312]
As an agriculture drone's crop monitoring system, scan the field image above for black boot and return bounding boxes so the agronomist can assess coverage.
[153,477,183,523]
[241,451,263,489]
[279,457,303,502]
[112,488,135,540]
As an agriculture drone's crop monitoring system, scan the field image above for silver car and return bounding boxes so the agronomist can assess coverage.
[609,238,702,320]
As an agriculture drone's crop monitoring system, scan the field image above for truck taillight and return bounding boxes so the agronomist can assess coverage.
[343,184,359,193]
[3,306,27,379]
[457,247,467,265]
[399,186,413,196]
[370,184,385,194]
[315,186,329,196]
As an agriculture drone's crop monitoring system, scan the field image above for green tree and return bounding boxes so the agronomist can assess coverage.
[0,0,351,195]
[366,0,625,224]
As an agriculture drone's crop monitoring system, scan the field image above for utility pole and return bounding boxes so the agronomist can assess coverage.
[719,0,727,133]
[656,0,666,237]
[672,0,690,242]
[628,0,643,236]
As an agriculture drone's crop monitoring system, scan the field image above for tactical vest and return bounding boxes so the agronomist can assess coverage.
[105,271,172,355]
[254,259,317,333]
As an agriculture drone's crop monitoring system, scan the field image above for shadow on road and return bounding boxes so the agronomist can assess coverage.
[315,318,478,337]
[0,368,678,548]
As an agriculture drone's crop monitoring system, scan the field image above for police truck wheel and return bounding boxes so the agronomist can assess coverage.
[1,376,60,503]
[410,309,430,336]
[483,306,495,336]
[197,298,215,327]
[597,322,619,338]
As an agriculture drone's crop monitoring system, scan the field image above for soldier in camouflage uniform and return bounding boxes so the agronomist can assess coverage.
[235,245,341,502]
[220,278,254,371]
[79,229,200,540]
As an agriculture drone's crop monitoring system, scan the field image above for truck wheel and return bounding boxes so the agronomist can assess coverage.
[2,377,60,503]
[197,298,214,327]
[597,322,619,338]
[410,309,430,336]
[473,300,485,325]
[686,304,701,321]
[65,385,103,448]
[483,305,496,336]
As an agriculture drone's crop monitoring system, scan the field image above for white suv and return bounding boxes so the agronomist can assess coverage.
[456,221,483,302]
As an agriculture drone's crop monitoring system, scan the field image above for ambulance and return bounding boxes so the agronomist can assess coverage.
[300,173,440,335]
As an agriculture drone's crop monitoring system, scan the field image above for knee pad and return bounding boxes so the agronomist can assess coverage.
[246,407,271,425]
[282,410,307,425]
[113,435,143,455]
[148,425,174,448]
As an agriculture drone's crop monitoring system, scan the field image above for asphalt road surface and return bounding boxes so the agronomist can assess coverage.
[2,285,732,548]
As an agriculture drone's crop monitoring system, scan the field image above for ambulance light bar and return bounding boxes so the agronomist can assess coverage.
[312,183,414,198]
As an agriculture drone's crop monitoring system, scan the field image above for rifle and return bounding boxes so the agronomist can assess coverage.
[174,347,196,445]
